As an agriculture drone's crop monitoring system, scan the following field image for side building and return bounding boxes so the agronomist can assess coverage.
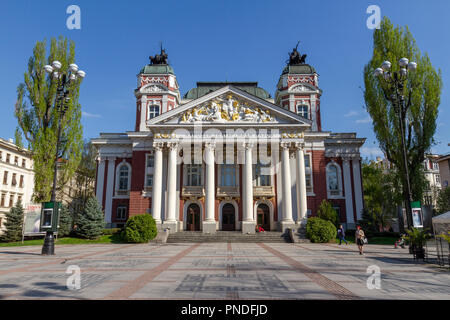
[0,138,34,234]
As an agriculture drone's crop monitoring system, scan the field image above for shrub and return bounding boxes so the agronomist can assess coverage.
[317,200,339,227]
[103,228,122,235]
[1,201,24,242]
[58,205,73,238]
[306,217,337,243]
[76,197,105,240]
[122,214,157,243]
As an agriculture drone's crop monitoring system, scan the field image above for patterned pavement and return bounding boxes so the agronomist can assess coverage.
[0,242,449,300]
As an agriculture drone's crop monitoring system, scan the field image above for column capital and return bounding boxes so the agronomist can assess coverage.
[280,141,292,150]
[204,141,216,150]
[152,141,165,151]
[166,141,179,150]
[294,141,305,150]
[242,142,254,150]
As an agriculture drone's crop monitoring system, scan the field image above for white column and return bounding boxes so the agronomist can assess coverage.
[151,142,164,225]
[281,142,295,232]
[139,96,147,132]
[203,142,216,233]
[165,142,178,223]
[104,157,116,227]
[242,142,255,234]
[96,157,106,206]
[352,156,364,222]
[295,142,308,225]
[342,157,355,228]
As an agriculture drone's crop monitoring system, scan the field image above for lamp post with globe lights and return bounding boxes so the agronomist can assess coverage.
[40,61,86,255]
[373,58,417,230]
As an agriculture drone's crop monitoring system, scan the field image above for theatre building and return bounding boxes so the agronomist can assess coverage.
[92,47,366,233]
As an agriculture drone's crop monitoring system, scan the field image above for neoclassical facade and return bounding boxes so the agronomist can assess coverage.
[92,49,365,233]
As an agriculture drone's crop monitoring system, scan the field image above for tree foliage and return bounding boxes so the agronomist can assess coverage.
[1,201,24,242]
[122,214,157,243]
[317,200,339,227]
[58,205,73,237]
[306,217,337,243]
[363,17,442,202]
[76,197,104,240]
[436,187,450,215]
[361,160,402,232]
[15,37,84,202]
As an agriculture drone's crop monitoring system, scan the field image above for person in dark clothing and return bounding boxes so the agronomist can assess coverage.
[337,225,348,245]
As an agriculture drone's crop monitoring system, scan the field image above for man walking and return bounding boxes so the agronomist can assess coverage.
[337,225,348,245]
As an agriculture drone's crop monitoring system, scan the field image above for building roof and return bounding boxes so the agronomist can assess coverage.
[139,64,175,75]
[183,82,271,100]
[281,64,316,75]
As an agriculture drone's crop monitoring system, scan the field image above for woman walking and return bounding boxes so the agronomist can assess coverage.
[355,225,366,255]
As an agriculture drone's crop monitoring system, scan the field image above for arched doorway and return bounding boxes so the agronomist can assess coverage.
[222,203,235,231]
[186,203,201,231]
[257,203,270,231]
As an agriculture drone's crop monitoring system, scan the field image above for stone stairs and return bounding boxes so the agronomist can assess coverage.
[166,231,307,243]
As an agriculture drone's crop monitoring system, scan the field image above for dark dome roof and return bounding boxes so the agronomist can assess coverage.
[282,64,316,75]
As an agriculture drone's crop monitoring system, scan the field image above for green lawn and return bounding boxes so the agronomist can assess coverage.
[335,235,398,245]
[0,233,124,247]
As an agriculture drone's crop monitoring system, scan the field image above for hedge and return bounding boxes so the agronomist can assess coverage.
[306,217,337,243]
[122,214,157,243]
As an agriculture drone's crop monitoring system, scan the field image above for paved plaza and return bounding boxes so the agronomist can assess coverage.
[0,242,449,300]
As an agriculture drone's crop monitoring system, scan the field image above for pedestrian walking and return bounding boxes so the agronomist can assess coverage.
[337,225,348,245]
[355,225,366,255]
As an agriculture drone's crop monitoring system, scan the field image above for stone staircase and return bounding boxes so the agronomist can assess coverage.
[166,231,305,243]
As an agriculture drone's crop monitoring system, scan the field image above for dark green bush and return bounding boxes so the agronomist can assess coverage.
[103,228,122,235]
[317,200,339,227]
[122,214,157,243]
[306,217,337,243]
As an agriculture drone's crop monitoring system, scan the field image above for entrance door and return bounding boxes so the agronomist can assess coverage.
[186,203,201,231]
[222,203,235,231]
[257,204,270,231]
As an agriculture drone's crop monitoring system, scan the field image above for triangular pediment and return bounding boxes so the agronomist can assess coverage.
[147,85,312,127]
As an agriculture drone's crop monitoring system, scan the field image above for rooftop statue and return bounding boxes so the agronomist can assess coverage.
[149,45,168,65]
[288,41,307,65]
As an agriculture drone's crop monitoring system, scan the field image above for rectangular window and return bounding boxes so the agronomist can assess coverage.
[17,195,22,204]
[297,104,309,119]
[3,171,8,185]
[19,175,24,188]
[146,174,153,187]
[117,206,127,221]
[305,154,313,192]
[6,154,10,163]
[146,154,154,168]
[253,163,271,186]
[145,154,154,188]
[1,194,5,207]
[14,156,18,166]
[186,164,202,186]
[9,195,14,207]
[11,173,17,186]
[22,159,26,168]
[221,164,236,186]
[436,174,441,184]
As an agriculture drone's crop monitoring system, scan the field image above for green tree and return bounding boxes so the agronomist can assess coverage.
[14,36,84,202]
[363,17,442,204]
[306,217,337,243]
[361,160,402,232]
[436,187,450,215]
[14,127,24,149]
[122,214,157,243]
[317,200,339,227]
[58,205,73,237]
[1,201,24,242]
[76,197,104,240]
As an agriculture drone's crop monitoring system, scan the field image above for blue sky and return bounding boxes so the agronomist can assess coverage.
[0,0,449,159]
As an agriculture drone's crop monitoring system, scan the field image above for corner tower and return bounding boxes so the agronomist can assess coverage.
[275,43,322,131]
[135,48,181,131]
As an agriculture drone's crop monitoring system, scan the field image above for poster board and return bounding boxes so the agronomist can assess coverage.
[23,203,45,235]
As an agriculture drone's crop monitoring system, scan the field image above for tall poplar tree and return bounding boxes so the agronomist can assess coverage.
[363,17,442,203]
[15,37,84,202]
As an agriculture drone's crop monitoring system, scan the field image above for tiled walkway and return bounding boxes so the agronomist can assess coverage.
[0,242,448,300]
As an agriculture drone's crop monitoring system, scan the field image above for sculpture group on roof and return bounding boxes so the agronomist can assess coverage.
[150,45,168,65]
[288,41,307,65]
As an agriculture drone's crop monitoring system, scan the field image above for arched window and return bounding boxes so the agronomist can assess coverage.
[148,104,160,119]
[118,165,129,191]
[326,162,342,197]
[297,104,309,119]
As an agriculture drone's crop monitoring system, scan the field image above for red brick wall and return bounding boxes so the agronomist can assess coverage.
[112,198,130,222]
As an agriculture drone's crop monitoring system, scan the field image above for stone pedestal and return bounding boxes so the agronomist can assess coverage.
[202,221,216,234]
[242,221,256,234]
[162,221,178,233]
[280,221,296,234]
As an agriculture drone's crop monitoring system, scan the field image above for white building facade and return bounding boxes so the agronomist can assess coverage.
[92,49,366,233]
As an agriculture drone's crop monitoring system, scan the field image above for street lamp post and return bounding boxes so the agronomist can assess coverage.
[41,61,86,255]
[374,58,417,231]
